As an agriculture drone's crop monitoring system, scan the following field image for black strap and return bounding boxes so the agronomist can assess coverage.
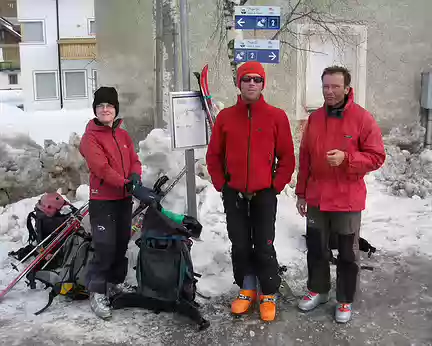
[26,212,38,244]
[34,289,58,315]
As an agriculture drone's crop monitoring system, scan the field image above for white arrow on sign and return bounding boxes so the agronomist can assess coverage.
[237,18,245,27]
[269,52,277,61]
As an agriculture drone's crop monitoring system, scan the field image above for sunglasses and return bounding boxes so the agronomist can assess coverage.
[241,76,264,84]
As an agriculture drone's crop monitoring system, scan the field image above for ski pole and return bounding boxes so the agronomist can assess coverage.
[40,237,70,270]
[160,159,200,197]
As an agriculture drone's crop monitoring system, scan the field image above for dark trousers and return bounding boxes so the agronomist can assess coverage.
[306,206,361,303]
[86,197,133,294]
[222,186,280,295]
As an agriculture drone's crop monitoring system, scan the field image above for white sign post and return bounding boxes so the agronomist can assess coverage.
[168,91,208,219]
[169,91,209,150]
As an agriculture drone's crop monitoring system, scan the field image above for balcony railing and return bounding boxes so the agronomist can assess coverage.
[0,60,20,71]
[58,38,97,60]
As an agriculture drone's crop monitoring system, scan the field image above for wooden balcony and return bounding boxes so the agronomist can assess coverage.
[58,38,97,60]
[0,44,20,70]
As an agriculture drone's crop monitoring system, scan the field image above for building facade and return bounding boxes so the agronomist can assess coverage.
[18,0,97,111]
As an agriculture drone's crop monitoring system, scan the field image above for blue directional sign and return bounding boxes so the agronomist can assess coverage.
[235,6,281,30]
[234,39,280,64]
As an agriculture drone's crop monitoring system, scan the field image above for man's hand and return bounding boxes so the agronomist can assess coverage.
[326,149,346,167]
[296,197,307,217]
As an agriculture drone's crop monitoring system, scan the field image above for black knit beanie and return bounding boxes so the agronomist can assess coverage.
[92,86,120,117]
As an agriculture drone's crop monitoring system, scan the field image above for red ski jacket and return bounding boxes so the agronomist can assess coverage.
[80,118,142,200]
[206,95,295,194]
[295,89,386,212]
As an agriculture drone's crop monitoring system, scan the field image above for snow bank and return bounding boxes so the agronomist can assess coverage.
[0,104,93,205]
[0,103,93,147]
[0,90,23,107]
[0,131,88,206]
[374,122,432,198]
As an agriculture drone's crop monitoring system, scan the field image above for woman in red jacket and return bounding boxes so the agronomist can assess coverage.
[206,62,296,321]
[295,66,386,323]
[80,87,143,320]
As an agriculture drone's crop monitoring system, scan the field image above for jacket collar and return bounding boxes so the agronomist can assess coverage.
[236,94,267,112]
[87,118,123,132]
[325,87,355,118]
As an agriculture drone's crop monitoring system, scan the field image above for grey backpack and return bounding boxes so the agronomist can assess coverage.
[32,230,93,315]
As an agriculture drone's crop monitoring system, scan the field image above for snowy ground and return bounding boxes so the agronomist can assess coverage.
[0,105,432,345]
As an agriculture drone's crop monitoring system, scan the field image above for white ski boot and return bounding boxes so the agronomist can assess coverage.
[335,303,352,323]
[90,292,112,320]
[298,291,329,311]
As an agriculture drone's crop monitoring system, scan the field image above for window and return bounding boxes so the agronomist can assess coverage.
[88,19,96,35]
[64,70,87,99]
[92,69,98,93]
[34,71,58,100]
[21,21,45,43]
[8,74,18,85]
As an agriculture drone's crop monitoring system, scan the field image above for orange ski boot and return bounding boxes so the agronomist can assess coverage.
[259,294,277,321]
[231,289,257,315]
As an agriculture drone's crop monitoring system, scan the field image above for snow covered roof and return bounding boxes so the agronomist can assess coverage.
[0,17,21,39]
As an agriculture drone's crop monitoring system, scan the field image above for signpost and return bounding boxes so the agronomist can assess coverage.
[179,0,198,218]
[234,6,281,30]
[234,39,280,64]
[169,91,209,151]
[234,6,281,65]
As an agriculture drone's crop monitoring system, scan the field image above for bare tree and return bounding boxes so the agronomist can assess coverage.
[211,0,365,87]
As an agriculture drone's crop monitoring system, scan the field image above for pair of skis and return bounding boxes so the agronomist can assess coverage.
[0,202,89,300]
[194,64,219,136]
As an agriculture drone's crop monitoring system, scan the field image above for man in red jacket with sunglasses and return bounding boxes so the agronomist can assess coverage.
[295,66,386,323]
[206,61,296,321]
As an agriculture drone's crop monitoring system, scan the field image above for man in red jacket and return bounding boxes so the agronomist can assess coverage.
[295,66,386,323]
[206,61,295,321]
[80,87,156,319]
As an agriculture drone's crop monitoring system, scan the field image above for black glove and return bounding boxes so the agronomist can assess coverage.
[182,215,202,239]
[125,173,142,194]
[132,184,161,207]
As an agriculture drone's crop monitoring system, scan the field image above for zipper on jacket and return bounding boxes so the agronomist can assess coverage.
[245,104,252,193]
[112,128,127,196]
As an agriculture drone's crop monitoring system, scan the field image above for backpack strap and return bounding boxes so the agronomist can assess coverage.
[34,285,60,316]
[26,211,38,244]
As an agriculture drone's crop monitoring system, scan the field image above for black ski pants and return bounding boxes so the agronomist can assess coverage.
[86,197,133,294]
[306,206,361,303]
[222,186,281,295]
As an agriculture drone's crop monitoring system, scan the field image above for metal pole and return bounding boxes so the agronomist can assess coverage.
[179,0,190,90]
[155,0,164,128]
[179,0,197,218]
[55,0,63,109]
[426,109,432,149]
[172,15,180,91]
